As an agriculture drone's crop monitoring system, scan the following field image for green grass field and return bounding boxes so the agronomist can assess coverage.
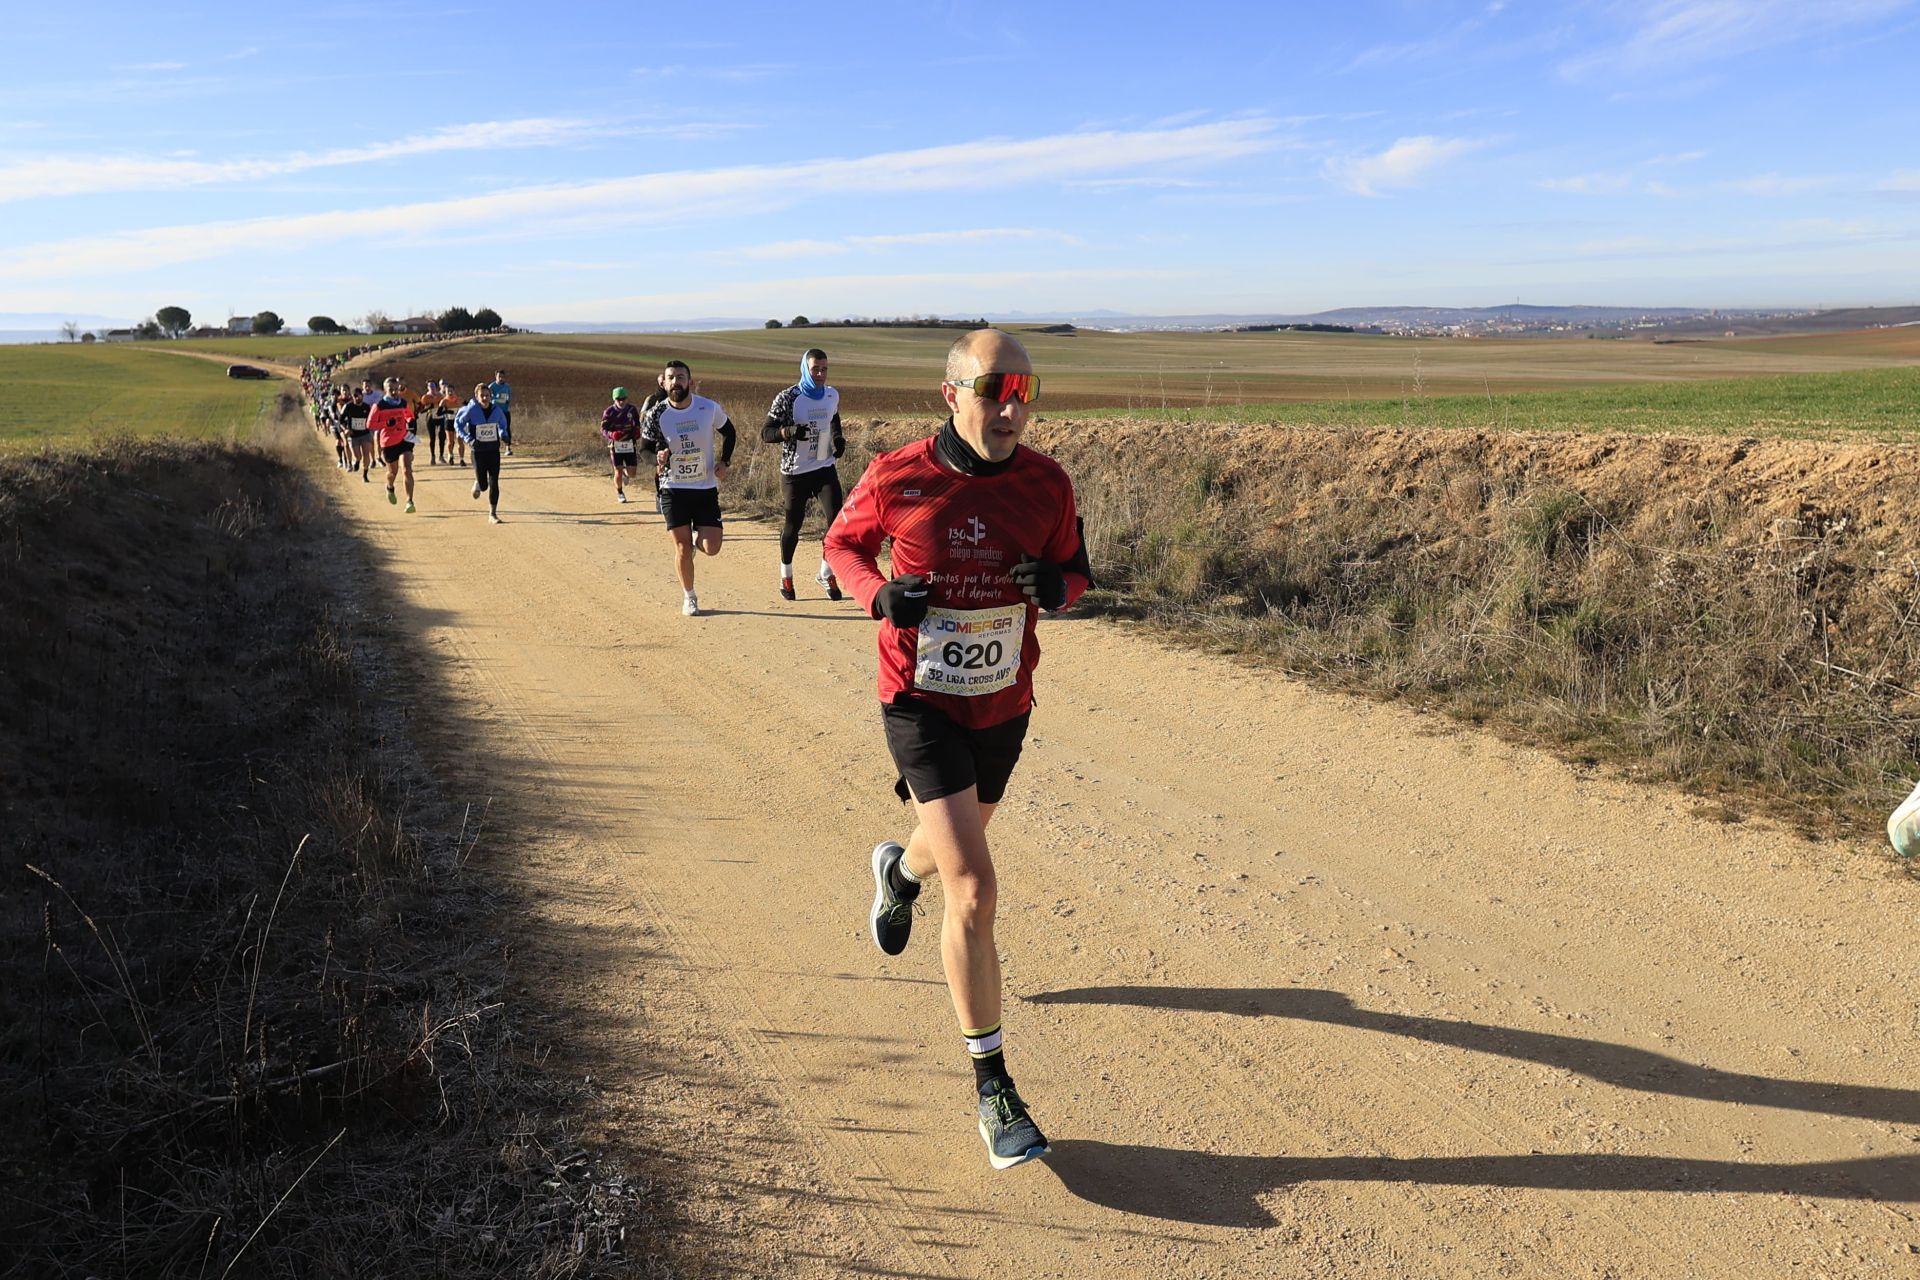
[1113,365,1920,439]
[0,345,290,450]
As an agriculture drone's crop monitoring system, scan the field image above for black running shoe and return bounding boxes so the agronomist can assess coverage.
[977,1077,1050,1170]
[868,840,916,955]
[823,572,843,602]
[779,575,796,602]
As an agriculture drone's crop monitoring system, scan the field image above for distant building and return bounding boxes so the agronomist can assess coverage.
[393,315,438,334]
[225,316,254,335]
[100,329,137,342]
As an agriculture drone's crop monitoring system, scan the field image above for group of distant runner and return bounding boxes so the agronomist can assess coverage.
[308,363,514,520]
[299,330,1089,1168]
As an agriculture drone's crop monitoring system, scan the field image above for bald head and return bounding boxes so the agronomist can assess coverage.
[945,328,1031,382]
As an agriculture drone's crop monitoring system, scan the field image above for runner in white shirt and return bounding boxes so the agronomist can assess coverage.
[762,346,847,601]
[638,359,736,617]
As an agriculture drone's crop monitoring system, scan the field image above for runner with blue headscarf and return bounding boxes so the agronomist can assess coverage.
[762,347,847,601]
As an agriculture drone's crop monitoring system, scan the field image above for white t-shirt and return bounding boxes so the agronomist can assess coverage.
[644,395,728,491]
[784,386,840,476]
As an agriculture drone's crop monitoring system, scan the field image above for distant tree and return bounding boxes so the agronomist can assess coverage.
[765,318,783,329]
[361,310,392,333]
[790,315,811,327]
[472,307,501,329]
[80,331,96,344]
[59,320,79,342]
[252,310,284,335]
[155,305,191,337]
[307,315,342,335]
[436,306,475,332]
[134,317,163,339]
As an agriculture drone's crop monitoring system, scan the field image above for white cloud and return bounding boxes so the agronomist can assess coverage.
[0,118,620,202]
[1562,0,1912,79]
[849,228,1087,250]
[1324,136,1489,196]
[1540,172,1637,195]
[719,228,1085,262]
[520,268,1179,325]
[0,119,1280,281]
[1562,220,1908,260]
[1062,176,1212,192]
[729,240,850,260]
[1539,149,1715,195]
[1542,159,1839,199]
[1722,173,1835,196]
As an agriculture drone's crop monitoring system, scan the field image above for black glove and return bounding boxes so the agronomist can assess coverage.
[788,423,812,443]
[832,433,845,458]
[1011,556,1067,610]
[873,574,930,627]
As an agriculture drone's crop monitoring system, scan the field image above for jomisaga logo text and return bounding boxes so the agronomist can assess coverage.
[928,614,1018,635]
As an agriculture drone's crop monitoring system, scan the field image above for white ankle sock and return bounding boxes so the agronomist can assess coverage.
[780,562,792,577]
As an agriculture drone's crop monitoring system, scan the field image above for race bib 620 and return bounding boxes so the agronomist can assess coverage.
[913,604,1025,696]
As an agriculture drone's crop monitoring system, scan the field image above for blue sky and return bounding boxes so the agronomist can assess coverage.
[2,0,1916,327]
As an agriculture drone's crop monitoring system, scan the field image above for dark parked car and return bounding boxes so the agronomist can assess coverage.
[225,364,271,379]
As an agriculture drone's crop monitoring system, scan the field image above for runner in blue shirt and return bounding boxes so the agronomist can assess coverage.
[486,369,514,455]
[455,383,510,524]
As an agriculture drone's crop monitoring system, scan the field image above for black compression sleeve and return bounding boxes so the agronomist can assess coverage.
[718,419,736,464]
[761,415,786,443]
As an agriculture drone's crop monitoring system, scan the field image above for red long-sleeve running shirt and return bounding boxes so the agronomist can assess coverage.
[825,434,1089,729]
[367,398,416,448]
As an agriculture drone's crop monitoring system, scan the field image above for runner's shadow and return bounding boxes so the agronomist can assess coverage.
[1023,986,1920,1125]
[1045,1142,1920,1227]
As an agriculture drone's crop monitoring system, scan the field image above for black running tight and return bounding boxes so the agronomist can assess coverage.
[779,467,844,563]
[472,444,502,507]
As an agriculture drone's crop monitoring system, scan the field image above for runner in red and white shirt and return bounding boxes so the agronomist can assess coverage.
[367,376,420,513]
[824,329,1090,1170]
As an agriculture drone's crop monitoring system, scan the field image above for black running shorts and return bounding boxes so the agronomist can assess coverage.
[380,441,415,464]
[881,698,1031,805]
[659,487,722,530]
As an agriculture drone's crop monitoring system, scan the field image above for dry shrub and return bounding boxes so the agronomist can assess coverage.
[0,443,665,1278]
[1030,419,1920,838]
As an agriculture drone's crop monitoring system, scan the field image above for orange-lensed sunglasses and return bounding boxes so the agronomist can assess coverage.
[946,372,1041,404]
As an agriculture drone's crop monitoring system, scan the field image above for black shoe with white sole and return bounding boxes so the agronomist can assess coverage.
[869,840,916,955]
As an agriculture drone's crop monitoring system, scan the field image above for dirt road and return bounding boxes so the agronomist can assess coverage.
[331,445,1918,1278]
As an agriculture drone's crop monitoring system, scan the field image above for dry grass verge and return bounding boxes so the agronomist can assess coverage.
[1036,419,1920,844]
[0,442,667,1277]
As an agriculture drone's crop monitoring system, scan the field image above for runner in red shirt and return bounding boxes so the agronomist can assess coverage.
[824,329,1091,1170]
[367,376,420,513]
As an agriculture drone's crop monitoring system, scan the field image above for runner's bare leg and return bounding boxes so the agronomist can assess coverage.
[904,792,1000,1032]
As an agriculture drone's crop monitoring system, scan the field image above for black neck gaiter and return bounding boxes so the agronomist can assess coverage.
[936,418,1015,477]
